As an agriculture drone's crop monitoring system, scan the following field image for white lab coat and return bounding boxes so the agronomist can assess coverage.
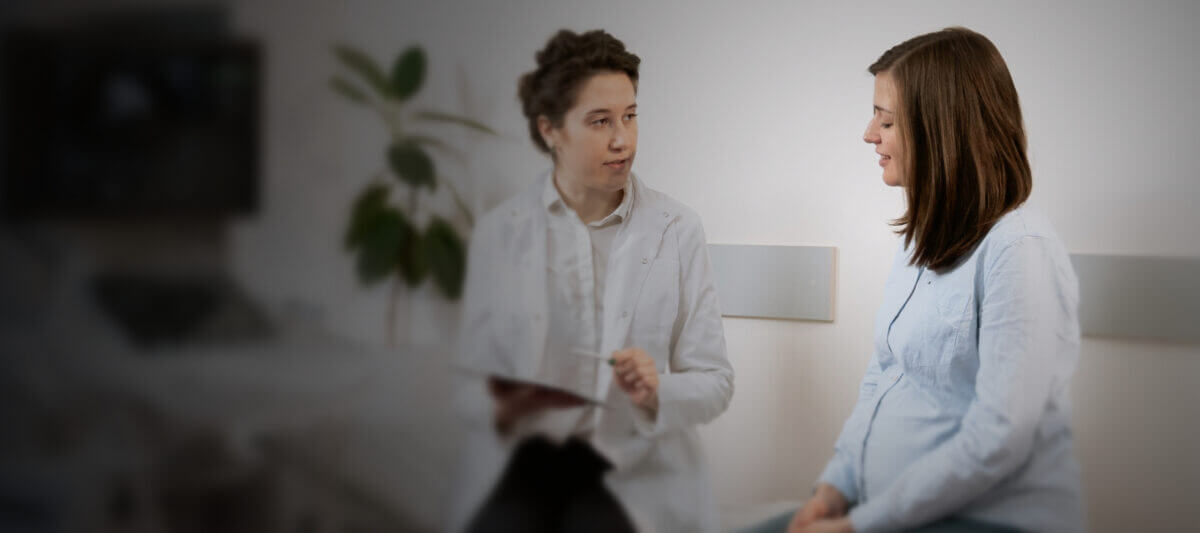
[447,173,734,533]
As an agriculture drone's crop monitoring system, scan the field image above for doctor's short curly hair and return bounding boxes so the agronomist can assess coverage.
[517,29,641,154]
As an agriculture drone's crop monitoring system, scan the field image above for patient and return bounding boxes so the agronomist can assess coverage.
[449,29,734,533]
[749,27,1084,533]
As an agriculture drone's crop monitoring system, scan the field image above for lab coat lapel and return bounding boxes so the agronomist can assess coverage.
[596,177,674,398]
[509,188,550,377]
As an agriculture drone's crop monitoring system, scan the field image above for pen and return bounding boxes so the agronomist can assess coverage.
[570,347,616,366]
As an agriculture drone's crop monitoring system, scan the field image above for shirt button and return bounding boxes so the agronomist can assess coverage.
[641,258,648,264]
[621,311,629,318]
[662,211,669,218]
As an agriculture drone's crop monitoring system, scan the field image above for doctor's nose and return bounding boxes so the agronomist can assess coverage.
[610,132,626,151]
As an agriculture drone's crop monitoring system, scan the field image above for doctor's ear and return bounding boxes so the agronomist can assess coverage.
[537,115,559,153]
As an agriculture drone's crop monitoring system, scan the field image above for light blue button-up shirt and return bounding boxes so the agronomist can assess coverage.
[819,207,1084,532]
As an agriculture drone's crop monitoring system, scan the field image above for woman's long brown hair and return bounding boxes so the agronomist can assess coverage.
[871,27,1032,270]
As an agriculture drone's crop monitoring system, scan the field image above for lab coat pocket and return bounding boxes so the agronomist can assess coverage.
[631,259,680,368]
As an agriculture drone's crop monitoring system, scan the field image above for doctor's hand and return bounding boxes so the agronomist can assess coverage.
[488,377,587,435]
[789,483,849,531]
[611,347,659,411]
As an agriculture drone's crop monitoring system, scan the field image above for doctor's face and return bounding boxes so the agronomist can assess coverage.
[541,71,638,194]
[865,72,904,187]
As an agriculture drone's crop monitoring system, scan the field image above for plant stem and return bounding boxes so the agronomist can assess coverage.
[386,275,400,347]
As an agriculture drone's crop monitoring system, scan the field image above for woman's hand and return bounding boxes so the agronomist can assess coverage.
[789,483,849,530]
[488,377,587,435]
[791,517,852,533]
[611,347,659,411]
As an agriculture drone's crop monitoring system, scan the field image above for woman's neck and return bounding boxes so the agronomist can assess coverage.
[553,170,623,224]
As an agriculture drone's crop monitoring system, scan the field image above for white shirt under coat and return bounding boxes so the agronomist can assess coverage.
[525,173,632,440]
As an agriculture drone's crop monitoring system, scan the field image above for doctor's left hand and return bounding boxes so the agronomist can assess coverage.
[611,347,659,411]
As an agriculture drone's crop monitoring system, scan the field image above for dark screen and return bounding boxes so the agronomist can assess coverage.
[2,33,260,217]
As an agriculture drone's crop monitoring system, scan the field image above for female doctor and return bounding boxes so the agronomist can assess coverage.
[748,27,1084,533]
[450,29,734,533]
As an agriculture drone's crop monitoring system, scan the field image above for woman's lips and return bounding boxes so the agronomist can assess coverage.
[604,159,627,169]
[878,155,891,167]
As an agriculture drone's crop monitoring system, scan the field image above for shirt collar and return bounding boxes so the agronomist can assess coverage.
[543,172,635,227]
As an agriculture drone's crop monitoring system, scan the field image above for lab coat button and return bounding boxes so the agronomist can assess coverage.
[621,311,629,318]
[662,211,669,218]
[641,258,648,264]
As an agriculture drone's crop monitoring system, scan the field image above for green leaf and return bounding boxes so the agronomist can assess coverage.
[413,110,497,134]
[333,44,390,98]
[423,217,466,299]
[356,208,412,286]
[391,46,426,101]
[330,76,370,104]
[345,183,391,250]
[388,142,436,190]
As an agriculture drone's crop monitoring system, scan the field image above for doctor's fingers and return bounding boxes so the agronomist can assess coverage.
[612,347,649,363]
[615,368,648,392]
[617,364,657,387]
[616,359,652,380]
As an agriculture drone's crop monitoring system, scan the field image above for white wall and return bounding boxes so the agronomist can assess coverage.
[228,1,1200,530]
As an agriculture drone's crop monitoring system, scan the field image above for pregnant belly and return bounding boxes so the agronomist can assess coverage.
[862,379,962,500]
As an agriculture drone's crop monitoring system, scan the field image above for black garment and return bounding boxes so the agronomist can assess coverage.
[464,437,636,533]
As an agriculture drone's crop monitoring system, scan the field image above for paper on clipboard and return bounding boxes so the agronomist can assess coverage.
[455,346,613,406]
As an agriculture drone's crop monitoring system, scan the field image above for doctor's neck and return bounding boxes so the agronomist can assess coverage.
[552,170,624,224]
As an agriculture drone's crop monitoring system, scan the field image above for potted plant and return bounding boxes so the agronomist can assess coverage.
[330,43,494,342]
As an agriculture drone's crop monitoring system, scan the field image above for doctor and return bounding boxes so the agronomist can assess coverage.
[449,29,734,533]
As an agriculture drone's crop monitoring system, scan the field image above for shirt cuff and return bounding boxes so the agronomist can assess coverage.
[848,499,893,533]
[629,395,662,436]
[818,459,859,505]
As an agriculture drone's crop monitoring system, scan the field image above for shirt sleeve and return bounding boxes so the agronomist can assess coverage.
[817,349,884,505]
[631,212,735,438]
[849,236,1074,532]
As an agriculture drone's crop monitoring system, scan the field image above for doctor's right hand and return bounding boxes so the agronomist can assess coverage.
[788,483,849,531]
[488,377,587,435]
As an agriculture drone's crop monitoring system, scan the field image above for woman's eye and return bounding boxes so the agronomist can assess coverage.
[624,113,637,121]
[592,118,609,126]
[882,123,893,129]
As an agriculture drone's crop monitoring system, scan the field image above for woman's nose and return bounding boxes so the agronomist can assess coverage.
[864,121,880,144]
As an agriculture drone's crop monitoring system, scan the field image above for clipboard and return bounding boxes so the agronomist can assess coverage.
[454,346,615,407]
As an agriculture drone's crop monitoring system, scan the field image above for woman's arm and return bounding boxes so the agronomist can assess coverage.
[817,350,885,508]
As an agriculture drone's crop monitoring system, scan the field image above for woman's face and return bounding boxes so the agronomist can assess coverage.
[540,71,638,193]
[864,72,904,187]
